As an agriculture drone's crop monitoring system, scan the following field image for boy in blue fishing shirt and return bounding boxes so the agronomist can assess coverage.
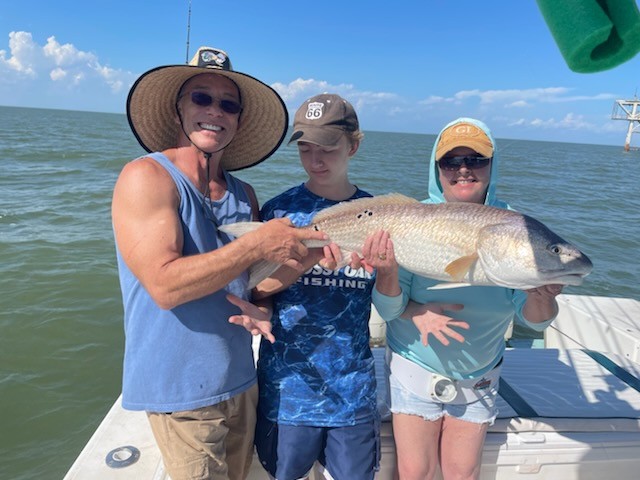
[252,94,380,480]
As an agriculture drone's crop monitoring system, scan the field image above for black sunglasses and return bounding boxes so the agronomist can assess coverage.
[190,91,243,115]
[438,156,491,171]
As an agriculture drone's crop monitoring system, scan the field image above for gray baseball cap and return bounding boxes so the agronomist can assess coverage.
[288,93,359,146]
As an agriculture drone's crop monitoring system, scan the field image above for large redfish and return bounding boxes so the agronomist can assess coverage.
[219,193,593,290]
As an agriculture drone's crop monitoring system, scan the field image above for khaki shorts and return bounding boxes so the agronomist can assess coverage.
[147,383,258,480]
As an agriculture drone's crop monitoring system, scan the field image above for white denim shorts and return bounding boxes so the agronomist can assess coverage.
[385,359,499,425]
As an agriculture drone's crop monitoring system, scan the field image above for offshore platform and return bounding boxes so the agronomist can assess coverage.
[611,96,640,151]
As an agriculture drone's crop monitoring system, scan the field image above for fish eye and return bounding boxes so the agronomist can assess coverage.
[549,244,562,255]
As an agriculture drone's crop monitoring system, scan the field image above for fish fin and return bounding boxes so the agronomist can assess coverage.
[219,222,328,249]
[218,221,264,237]
[247,261,281,289]
[427,282,473,290]
[217,222,278,288]
[312,193,418,223]
[303,239,332,248]
[444,254,478,281]
[374,192,420,205]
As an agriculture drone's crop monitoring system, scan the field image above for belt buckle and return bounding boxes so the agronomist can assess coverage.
[429,373,457,403]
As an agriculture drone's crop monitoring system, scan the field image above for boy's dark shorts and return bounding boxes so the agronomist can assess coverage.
[254,410,380,480]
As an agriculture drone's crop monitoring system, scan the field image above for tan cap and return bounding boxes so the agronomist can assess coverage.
[435,122,493,160]
[288,94,359,146]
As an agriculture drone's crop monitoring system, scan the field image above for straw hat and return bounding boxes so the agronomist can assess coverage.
[126,46,288,171]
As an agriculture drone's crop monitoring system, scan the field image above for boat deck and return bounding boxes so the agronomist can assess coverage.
[63,295,640,479]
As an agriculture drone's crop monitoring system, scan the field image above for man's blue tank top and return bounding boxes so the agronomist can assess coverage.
[116,152,256,412]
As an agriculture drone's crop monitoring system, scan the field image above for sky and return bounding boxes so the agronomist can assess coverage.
[1,1,639,147]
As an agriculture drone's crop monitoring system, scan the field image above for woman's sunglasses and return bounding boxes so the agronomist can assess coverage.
[189,91,243,115]
[438,156,491,171]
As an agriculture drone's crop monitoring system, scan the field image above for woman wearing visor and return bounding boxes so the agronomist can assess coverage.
[364,118,562,480]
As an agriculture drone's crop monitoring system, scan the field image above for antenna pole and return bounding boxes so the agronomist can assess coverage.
[185,0,192,63]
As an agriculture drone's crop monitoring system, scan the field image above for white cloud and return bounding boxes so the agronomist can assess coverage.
[72,72,86,85]
[43,35,96,67]
[0,31,39,77]
[272,78,335,102]
[0,30,136,94]
[272,78,399,115]
[510,113,600,131]
[50,67,66,81]
[507,100,529,108]
[419,95,455,105]
[421,87,617,108]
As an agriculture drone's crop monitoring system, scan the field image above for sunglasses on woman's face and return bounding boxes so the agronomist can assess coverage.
[189,91,243,114]
[438,156,491,171]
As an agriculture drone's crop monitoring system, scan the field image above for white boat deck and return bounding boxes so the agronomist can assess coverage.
[64,295,640,480]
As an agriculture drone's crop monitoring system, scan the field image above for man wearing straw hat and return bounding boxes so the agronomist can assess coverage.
[111,46,327,480]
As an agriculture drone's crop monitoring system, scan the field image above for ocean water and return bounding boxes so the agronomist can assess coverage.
[0,106,638,479]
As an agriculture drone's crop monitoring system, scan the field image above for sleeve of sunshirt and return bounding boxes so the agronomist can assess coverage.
[512,289,557,332]
[372,267,413,321]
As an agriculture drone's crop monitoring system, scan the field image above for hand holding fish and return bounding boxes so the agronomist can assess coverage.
[317,243,343,270]
[226,294,275,343]
[402,301,469,346]
[522,284,563,323]
[345,230,396,274]
[360,230,402,298]
[362,230,397,272]
[526,284,564,298]
[258,218,328,271]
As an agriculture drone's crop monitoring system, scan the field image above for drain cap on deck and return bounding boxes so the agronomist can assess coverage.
[106,445,140,468]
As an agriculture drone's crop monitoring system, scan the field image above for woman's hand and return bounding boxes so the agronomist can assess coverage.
[522,284,563,323]
[404,301,469,346]
[362,230,397,272]
[359,230,402,297]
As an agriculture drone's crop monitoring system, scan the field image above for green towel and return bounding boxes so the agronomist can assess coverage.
[536,0,640,72]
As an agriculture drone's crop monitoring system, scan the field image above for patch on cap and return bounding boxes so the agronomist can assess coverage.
[193,48,232,70]
[304,101,325,120]
[436,122,493,160]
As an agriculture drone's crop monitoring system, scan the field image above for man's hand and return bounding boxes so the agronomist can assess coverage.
[226,294,275,343]
[257,218,328,270]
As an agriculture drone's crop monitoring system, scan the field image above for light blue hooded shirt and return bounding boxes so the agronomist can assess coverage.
[372,118,554,380]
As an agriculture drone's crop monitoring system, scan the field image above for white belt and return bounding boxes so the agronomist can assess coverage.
[386,349,502,405]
